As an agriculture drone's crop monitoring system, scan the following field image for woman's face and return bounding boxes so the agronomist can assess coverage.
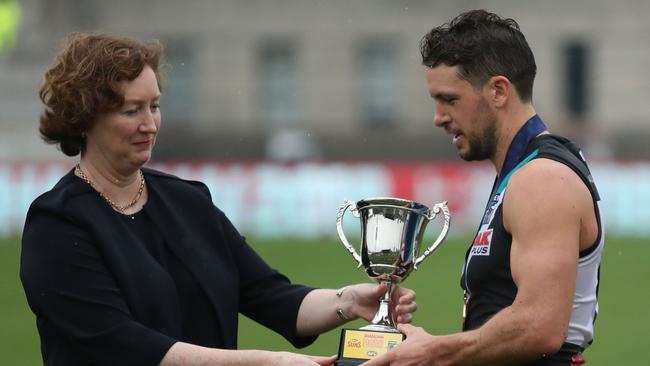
[85,65,161,172]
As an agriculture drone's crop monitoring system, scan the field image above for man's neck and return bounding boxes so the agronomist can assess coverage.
[491,105,538,173]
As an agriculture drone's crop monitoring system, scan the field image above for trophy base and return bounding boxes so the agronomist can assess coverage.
[335,328,404,366]
[359,324,401,333]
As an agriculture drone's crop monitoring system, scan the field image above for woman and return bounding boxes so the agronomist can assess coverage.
[20,32,416,366]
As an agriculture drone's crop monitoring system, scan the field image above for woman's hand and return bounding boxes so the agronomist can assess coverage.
[391,284,418,324]
[160,342,337,365]
[343,283,417,324]
[267,351,337,366]
[295,283,417,336]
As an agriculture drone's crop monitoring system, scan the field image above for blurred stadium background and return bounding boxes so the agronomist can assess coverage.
[1,0,649,364]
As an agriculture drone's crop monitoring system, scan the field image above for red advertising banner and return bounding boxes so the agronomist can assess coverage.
[0,160,646,238]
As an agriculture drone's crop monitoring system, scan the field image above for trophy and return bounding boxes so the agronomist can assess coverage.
[334,197,450,366]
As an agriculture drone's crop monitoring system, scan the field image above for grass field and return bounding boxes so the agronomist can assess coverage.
[1,236,648,365]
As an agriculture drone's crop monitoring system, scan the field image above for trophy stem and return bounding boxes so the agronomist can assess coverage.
[360,280,399,333]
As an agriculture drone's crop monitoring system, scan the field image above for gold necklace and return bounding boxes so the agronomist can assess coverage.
[75,164,145,213]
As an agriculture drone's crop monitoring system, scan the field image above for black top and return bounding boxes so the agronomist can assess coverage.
[461,134,602,365]
[20,168,316,366]
[118,192,221,347]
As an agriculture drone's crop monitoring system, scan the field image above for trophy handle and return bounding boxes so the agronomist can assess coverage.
[414,201,451,269]
[336,200,363,267]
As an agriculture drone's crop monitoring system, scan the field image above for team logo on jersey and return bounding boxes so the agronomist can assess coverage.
[470,228,493,256]
[481,193,501,225]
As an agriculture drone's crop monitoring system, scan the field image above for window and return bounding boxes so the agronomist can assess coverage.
[359,39,399,128]
[161,38,195,126]
[257,40,299,127]
[563,41,591,118]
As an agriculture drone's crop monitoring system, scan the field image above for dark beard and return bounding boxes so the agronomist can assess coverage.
[459,101,498,162]
[461,122,497,161]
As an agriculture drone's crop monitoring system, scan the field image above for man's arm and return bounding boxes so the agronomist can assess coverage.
[363,158,592,365]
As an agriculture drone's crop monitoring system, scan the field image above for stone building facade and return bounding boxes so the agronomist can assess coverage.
[2,0,649,161]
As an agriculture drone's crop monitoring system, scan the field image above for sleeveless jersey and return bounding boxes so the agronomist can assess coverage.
[460,134,604,361]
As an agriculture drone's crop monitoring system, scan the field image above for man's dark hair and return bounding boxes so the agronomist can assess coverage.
[420,9,536,102]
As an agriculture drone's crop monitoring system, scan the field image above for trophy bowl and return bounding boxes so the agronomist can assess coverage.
[336,197,450,332]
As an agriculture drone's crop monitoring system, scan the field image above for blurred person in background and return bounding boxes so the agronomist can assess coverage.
[365,9,603,366]
[20,32,417,366]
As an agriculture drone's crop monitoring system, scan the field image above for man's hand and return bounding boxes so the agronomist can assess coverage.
[361,324,439,366]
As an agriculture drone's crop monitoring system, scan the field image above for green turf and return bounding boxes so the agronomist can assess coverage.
[0,237,42,365]
[1,236,648,364]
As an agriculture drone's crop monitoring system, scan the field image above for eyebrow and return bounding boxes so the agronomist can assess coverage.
[123,94,161,104]
[431,91,458,100]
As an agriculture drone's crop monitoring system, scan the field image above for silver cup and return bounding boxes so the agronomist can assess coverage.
[336,197,450,332]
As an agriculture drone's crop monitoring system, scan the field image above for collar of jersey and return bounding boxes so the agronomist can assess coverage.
[496,149,539,194]
[495,114,547,193]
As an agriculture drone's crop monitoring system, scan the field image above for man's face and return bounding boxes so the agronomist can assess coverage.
[425,65,498,162]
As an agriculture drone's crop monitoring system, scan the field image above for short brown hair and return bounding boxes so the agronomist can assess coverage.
[420,9,536,102]
[39,32,164,156]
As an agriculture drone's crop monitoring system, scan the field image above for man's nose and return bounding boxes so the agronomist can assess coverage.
[433,108,450,127]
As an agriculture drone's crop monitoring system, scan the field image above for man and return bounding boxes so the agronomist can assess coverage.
[364,9,603,366]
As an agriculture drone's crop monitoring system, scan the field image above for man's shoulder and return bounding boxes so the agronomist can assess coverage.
[512,157,580,184]
[504,158,593,222]
[527,134,600,201]
[502,158,593,245]
[509,157,580,188]
[529,134,588,170]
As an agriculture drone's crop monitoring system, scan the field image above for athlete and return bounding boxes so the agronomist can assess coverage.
[364,9,603,366]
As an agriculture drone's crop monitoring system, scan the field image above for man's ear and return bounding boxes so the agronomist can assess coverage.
[487,75,511,108]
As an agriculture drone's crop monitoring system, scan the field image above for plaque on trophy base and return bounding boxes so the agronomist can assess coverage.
[334,328,405,366]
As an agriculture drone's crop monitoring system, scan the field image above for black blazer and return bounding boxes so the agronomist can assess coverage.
[21,168,315,366]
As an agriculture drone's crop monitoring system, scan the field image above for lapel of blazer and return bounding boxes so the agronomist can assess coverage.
[143,172,229,341]
[50,171,183,335]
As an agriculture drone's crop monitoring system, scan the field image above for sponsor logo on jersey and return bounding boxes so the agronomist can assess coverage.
[472,191,501,259]
[470,228,493,256]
